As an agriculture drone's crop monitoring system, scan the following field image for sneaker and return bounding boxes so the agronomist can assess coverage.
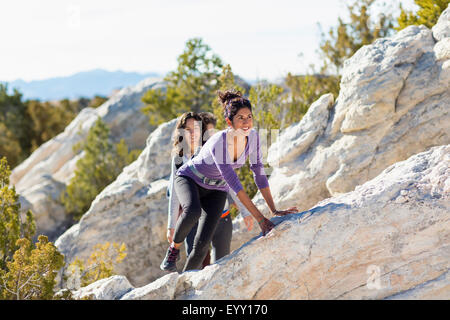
[160,245,180,272]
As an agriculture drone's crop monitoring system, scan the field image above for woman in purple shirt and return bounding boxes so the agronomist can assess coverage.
[160,90,297,272]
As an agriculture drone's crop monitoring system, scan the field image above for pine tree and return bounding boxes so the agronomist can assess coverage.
[60,118,140,220]
[318,0,395,74]
[66,242,127,288]
[87,95,108,109]
[212,64,246,130]
[396,0,449,30]
[0,123,22,168]
[283,72,340,127]
[0,84,31,168]
[0,157,68,300]
[0,157,35,271]
[249,82,284,131]
[0,82,109,169]
[0,235,64,300]
[141,38,224,125]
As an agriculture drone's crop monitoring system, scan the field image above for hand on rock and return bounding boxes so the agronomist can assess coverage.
[258,217,275,236]
[272,206,298,216]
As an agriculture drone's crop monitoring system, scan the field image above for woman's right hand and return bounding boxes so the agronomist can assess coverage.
[258,217,275,236]
[272,206,298,216]
[243,215,254,231]
[167,228,175,243]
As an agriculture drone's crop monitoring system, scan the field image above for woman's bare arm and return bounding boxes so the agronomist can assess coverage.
[259,186,298,216]
[258,186,276,214]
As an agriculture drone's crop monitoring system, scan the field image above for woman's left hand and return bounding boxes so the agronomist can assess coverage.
[258,217,275,236]
[272,206,298,216]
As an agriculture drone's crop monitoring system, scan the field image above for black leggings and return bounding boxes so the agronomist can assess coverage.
[173,175,228,271]
[185,214,232,263]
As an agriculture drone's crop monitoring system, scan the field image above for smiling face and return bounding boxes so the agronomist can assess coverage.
[227,107,253,136]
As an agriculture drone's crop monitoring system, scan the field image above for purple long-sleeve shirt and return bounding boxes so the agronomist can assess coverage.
[176,128,269,194]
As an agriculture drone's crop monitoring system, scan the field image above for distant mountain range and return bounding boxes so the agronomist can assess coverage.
[3,69,161,101]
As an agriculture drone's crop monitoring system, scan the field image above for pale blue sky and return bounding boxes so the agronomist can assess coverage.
[0,0,415,82]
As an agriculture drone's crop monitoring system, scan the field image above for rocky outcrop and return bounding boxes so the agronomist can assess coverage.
[72,144,450,300]
[253,11,450,218]
[55,119,180,287]
[68,275,134,300]
[55,7,450,289]
[10,77,163,240]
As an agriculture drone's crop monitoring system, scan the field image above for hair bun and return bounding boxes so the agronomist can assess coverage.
[217,89,242,105]
[217,89,251,121]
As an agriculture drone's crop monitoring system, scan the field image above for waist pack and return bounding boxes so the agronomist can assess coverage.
[188,163,227,187]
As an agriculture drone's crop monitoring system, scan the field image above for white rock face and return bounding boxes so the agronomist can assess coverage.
[71,275,134,300]
[78,144,449,300]
[10,77,163,240]
[253,14,450,217]
[56,118,180,287]
[56,7,450,289]
[432,5,450,41]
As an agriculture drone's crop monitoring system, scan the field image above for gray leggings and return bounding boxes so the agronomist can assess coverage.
[173,175,228,271]
[185,214,232,263]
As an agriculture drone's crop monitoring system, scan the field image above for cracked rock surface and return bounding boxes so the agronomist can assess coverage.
[10,77,163,241]
[253,16,449,218]
[73,144,449,300]
[55,118,179,287]
[56,6,450,294]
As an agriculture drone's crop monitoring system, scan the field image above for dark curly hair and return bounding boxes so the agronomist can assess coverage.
[217,89,252,121]
[198,111,217,128]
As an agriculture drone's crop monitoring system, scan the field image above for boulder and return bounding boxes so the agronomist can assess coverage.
[71,275,134,300]
[56,7,450,288]
[83,144,449,300]
[254,14,449,218]
[10,77,163,240]
[56,119,180,287]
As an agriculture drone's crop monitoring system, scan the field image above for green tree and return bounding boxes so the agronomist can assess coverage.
[58,98,83,116]
[60,118,140,220]
[0,157,69,300]
[212,64,247,130]
[26,100,71,152]
[115,138,142,169]
[87,95,108,109]
[66,242,127,288]
[249,82,284,131]
[141,38,224,125]
[318,0,395,74]
[0,157,36,270]
[0,235,64,300]
[25,96,107,154]
[282,72,340,127]
[1,81,109,169]
[396,0,449,30]
[0,123,22,168]
[0,84,31,167]
[278,0,394,135]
